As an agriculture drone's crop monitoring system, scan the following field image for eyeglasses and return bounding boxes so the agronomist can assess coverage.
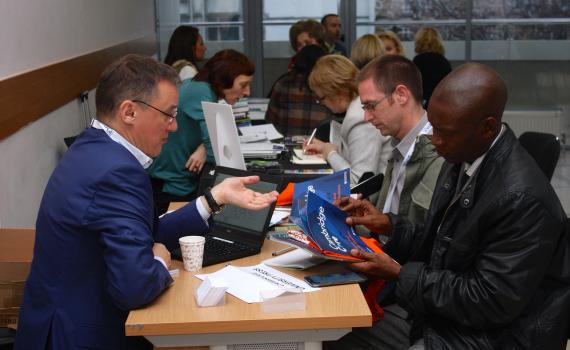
[132,100,177,123]
[315,95,327,104]
[361,93,392,112]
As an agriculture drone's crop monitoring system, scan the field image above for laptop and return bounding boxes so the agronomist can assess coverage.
[172,166,281,267]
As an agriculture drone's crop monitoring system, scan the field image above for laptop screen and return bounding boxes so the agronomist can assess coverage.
[212,172,279,238]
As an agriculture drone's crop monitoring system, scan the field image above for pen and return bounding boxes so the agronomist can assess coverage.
[272,247,296,256]
[303,128,317,153]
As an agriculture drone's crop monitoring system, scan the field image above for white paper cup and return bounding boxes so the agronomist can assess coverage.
[179,236,206,272]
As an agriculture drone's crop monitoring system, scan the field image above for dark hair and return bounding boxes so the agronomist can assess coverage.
[289,20,326,52]
[358,55,423,103]
[290,45,327,93]
[321,14,339,25]
[164,26,201,67]
[95,54,179,120]
[293,45,327,74]
[193,49,255,98]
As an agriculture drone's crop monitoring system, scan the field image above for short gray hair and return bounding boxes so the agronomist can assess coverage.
[95,54,179,119]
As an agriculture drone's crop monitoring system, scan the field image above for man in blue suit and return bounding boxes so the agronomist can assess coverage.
[15,54,278,349]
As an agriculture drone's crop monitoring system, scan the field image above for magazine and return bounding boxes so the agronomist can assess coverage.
[270,181,382,262]
[289,168,351,228]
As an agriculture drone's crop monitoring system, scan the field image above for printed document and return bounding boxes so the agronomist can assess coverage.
[196,263,319,303]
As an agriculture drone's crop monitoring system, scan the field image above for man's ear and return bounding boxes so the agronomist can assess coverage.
[117,100,137,125]
[481,116,499,140]
[392,84,410,105]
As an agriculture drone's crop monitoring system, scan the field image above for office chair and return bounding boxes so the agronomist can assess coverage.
[518,131,561,180]
[64,136,77,148]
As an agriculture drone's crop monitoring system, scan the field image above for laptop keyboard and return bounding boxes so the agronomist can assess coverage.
[204,238,251,256]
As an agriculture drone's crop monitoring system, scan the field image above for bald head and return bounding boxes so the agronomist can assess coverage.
[431,63,507,125]
[428,63,508,163]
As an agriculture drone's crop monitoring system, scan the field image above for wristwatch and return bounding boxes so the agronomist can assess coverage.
[204,187,224,215]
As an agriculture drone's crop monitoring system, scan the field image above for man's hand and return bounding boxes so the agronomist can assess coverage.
[303,138,338,158]
[210,176,279,210]
[349,249,401,281]
[185,144,206,173]
[152,243,171,268]
[334,196,393,235]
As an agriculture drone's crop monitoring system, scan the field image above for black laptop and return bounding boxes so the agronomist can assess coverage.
[173,166,281,267]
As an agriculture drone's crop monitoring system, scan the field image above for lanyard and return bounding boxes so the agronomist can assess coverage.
[383,122,433,214]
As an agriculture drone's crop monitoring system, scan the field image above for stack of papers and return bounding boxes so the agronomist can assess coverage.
[195,276,228,307]
[239,124,283,141]
[233,99,252,127]
[238,124,285,159]
[240,142,285,159]
[248,98,269,120]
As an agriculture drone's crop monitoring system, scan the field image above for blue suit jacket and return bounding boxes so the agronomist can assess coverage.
[15,128,209,349]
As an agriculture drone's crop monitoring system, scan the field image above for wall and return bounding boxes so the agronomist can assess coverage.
[0,0,156,227]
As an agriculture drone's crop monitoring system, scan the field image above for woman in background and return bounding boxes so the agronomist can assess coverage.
[377,31,405,56]
[350,34,386,69]
[149,49,254,214]
[266,45,332,136]
[164,25,207,80]
[288,19,327,53]
[413,27,452,106]
[305,55,392,184]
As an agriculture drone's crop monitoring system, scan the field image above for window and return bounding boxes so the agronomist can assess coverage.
[471,0,570,60]
[262,0,340,57]
[156,0,244,60]
[355,0,570,61]
[356,0,467,60]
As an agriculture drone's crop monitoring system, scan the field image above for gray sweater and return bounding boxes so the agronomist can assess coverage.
[326,97,393,184]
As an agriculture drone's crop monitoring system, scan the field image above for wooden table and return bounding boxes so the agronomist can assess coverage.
[125,238,372,349]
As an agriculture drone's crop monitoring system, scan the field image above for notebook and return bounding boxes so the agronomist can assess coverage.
[172,166,281,267]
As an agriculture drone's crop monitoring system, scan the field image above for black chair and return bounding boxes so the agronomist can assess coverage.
[64,136,77,148]
[518,131,561,180]
[0,327,16,349]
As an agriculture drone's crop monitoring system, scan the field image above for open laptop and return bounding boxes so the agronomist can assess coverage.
[173,166,281,267]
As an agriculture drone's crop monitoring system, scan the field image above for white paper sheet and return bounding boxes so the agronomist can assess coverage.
[196,264,319,303]
[269,210,290,226]
[263,249,327,270]
[291,149,327,165]
[239,124,284,141]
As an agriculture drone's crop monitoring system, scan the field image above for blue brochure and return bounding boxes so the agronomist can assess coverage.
[289,169,350,229]
[305,191,374,256]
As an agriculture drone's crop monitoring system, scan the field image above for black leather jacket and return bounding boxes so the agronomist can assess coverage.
[385,126,570,349]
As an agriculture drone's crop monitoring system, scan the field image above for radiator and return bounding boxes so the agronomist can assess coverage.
[502,109,563,139]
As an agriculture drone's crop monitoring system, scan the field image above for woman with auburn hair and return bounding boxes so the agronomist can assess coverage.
[305,55,392,184]
[164,25,207,80]
[149,49,255,214]
[377,30,405,56]
[413,27,452,106]
[350,34,386,69]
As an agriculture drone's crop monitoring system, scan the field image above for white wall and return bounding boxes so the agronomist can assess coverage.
[0,0,156,227]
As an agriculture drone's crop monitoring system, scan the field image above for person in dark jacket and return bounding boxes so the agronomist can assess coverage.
[412,27,452,108]
[337,63,570,349]
[266,45,332,136]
